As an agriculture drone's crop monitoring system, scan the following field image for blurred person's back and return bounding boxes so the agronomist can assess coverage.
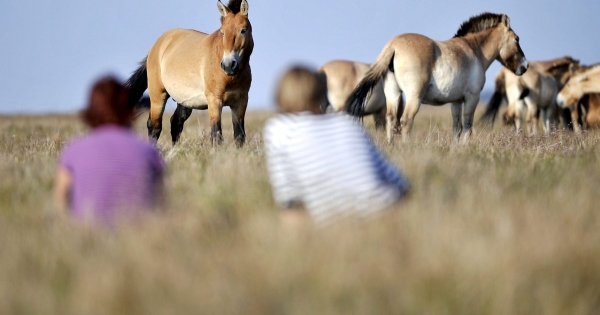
[264,66,409,223]
[59,126,164,224]
[54,76,165,226]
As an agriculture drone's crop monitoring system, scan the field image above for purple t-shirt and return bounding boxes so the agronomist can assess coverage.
[59,125,165,224]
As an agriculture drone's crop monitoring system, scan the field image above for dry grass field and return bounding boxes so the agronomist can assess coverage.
[1,106,599,314]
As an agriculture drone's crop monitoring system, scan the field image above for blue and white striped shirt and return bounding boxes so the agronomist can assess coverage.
[264,112,409,222]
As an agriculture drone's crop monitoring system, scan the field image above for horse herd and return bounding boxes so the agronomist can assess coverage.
[126,0,600,147]
[479,57,600,134]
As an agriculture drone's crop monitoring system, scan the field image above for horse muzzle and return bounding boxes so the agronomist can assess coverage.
[515,60,528,76]
[556,93,568,109]
[221,52,240,76]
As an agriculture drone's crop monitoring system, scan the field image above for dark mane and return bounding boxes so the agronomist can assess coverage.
[582,62,600,71]
[227,0,243,14]
[454,13,505,38]
[542,56,578,73]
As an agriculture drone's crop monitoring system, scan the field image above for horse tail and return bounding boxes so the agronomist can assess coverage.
[126,57,149,109]
[317,68,331,113]
[346,43,395,117]
[479,69,506,124]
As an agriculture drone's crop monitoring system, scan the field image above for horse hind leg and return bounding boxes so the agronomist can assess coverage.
[170,104,193,145]
[373,107,386,131]
[147,90,169,142]
[384,71,402,143]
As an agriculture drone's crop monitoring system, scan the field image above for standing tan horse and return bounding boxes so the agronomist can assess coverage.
[318,60,387,128]
[346,13,528,143]
[127,0,253,146]
[480,57,578,134]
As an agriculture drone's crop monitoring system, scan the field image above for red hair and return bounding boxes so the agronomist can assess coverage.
[81,76,134,128]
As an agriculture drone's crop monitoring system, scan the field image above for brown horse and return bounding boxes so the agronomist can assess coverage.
[346,13,528,143]
[573,94,600,129]
[127,0,253,146]
[318,60,387,128]
[480,57,578,134]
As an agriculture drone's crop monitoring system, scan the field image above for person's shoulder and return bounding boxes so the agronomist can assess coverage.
[264,114,297,132]
[58,133,94,165]
[106,128,160,155]
[323,113,364,131]
[60,133,91,155]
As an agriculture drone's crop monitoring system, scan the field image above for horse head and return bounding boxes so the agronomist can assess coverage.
[217,0,253,76]
[497,15,528,76]
[557,75,587,109]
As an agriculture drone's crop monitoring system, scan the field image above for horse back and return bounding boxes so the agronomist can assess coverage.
[150,28,212,76]
[393,35,480,86]
[390,34,438,73]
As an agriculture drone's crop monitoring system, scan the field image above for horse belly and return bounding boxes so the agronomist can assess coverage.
[423,78,467,105]
[164,80,209,109]
[423,55,483,105]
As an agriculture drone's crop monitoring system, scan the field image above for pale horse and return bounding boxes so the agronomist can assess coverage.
[346,13,528,143]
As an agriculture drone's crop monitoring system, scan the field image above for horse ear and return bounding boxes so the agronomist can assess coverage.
[501,14,510,30]
[240,0,249,16]
[569,63,577,74]
[217,0,231,17]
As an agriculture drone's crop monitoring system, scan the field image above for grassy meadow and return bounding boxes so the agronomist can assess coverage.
[1,106,599,314]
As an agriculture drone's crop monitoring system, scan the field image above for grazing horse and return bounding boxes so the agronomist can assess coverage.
[557,64,600,130]
[126,0,253,146]
[318,60,387,128]
[346,13,528,143]
[480,57,578,134]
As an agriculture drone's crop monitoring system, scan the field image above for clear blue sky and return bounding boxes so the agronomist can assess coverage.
[1,0,598,114]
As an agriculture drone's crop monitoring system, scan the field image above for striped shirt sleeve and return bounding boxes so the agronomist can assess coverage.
[264,119,302,208]
[365,135,410,196]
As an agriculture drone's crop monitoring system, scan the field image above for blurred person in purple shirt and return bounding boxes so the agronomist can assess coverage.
[54,76,165,225]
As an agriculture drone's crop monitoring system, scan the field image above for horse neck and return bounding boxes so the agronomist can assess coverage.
[582,74,600,94]
[462,28,503,71]
[241,35,254,66]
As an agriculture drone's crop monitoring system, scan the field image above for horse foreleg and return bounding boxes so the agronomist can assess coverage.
[548,104,559,133]
[569,106,582,133]
[539,106,555,135]
[231,100,247,147]
[461,96,480,144]
[512,101,523,134]
[147,90,168,143]
[451,102,463,142]
[170,104,193,145]
[207,97,224,146]
[524,98,538,136]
